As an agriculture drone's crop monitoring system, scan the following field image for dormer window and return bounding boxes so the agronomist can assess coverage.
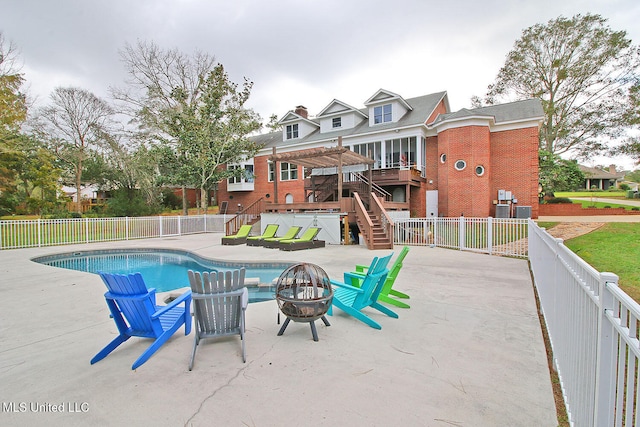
[286,124,299,140]
[374,104,392,124]
[332,117,342,128]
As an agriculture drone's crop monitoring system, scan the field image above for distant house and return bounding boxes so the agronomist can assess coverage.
[216,89,544,219]
[579,165,625,190]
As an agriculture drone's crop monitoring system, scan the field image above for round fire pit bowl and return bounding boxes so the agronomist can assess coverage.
[275,263,333,341]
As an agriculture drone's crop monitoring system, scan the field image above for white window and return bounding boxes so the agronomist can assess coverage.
[227,165,241,184]
[374,104,392,124]
[455,160,467,171]
[384,137,417,168]
[332,117,341,128]
[228,165,254,184]
[268,161,275,182]
[352,142,381,168]
[286,124,299,140]
[280,162,298,181]
[475,165,485,176]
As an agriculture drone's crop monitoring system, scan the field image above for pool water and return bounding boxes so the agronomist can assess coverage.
[33,249,292,302]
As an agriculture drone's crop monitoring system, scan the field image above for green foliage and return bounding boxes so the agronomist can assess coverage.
[626,169,640,182]
[538,150,585,193]
[545,197,572,204]
[105,188,161,217]
[160,188,181,210]
[482,14,640,158]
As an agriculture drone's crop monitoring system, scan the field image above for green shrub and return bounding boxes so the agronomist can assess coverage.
[619,183,630,191]
[545,197,573,204]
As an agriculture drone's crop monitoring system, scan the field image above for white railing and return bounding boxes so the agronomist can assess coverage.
[0,215,228,250]
[529,220,640,427]
[394,217,529,258]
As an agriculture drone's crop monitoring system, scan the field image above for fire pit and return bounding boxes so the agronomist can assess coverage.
[276,263,333,341]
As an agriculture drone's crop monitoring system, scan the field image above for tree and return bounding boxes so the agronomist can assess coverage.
[163,64,261,212]
[34,87,115,213]
[113,41,262,213]
[0,32,27,136]
[538,150,585,194]
[480,14,640,158]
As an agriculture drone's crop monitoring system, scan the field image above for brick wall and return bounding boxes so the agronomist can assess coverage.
[490,127,540,218]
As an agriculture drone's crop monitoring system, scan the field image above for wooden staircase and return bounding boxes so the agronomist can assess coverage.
[353,192,394,250]
[366,210,394,250]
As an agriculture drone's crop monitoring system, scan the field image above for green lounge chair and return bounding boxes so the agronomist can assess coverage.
[328,253,397,329]
[351,246,411,308]
[278,227,325,251]
[221,224,253,245]
[246,224,279,247]
[262,226,302,248]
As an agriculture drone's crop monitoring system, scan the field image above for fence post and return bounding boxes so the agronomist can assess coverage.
[38,219,42,248]
[593,272,619,427]
[85,218,89,244]
[458,216,465,250]
[487,217,493,255]
[178,216,181,236]
[125,217,130,241]
[159,216,163,237]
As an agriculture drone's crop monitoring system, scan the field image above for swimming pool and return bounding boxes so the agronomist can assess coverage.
[32,248,293,302]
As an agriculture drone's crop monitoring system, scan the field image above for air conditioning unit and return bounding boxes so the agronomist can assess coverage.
[515,206,532,219]
[495,204,510,218]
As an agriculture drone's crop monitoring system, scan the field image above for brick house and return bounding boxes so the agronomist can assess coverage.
[215,89,543,221]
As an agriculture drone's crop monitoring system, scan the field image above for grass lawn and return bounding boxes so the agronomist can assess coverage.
[570,200,640,210]
[555,191,627,198]
[561,223,640,303]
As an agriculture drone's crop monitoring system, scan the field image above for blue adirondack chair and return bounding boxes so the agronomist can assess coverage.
[91,272,192,370]
[327,253,397,329]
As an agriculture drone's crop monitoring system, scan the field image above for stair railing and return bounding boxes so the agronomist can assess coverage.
[224,197,264,235]
[370,192,394,242]
[351,172,392,201]
[353,192,374,249]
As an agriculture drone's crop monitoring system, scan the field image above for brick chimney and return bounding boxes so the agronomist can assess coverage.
[294,105,308,119]
[609,164,616,173]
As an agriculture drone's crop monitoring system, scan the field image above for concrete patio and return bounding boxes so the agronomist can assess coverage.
[0,233,556,426]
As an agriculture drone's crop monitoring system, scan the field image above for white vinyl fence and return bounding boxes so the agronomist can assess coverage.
[4,214,640,426]
[529,220,640,427]
[0,215,228,250]
[394,217,529,258]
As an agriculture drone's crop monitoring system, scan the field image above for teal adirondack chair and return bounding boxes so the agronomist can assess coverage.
[91,272,192,370]
[352,246,410,308]
[327,253,397,329]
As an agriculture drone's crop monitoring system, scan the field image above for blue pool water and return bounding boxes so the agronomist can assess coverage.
[33,248,293,302]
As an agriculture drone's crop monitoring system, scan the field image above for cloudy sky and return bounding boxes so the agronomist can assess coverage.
[2,0,639,168]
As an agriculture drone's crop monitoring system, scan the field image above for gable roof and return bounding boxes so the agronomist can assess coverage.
[431,98,544,129]
[317,99,368,118]
[254,90,448,150]
[364,89,413,111]
[277,111,320,128]
[579,165,625,180]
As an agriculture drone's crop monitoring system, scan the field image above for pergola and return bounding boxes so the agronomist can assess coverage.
[268,137,374,204]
